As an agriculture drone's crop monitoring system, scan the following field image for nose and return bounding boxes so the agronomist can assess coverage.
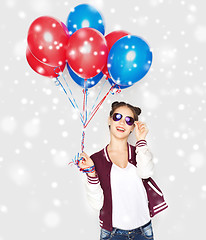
[119,117,125,125]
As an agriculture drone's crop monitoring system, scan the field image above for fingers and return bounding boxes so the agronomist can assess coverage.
[79,152,88,160]
[78,152,93,168]
[134,121,149,132]
[78,157,87,169]
[77,152,94,171]
[135,121,147,128]
[77,152,86,166]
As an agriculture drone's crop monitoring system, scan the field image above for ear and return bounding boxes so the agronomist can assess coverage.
[108,116,111,126]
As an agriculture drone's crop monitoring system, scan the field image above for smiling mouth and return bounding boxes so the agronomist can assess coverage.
[116,127,125,132]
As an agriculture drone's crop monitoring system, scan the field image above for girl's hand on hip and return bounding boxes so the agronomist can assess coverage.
[134,121,149,141]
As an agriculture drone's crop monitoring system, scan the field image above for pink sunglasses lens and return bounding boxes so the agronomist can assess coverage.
[125,116,134,126]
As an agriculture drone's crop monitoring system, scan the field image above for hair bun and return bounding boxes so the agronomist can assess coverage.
[135,107,141,116]
[111,101,119,108]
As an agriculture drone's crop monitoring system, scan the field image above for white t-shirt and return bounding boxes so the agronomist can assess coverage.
[111,162,150,230]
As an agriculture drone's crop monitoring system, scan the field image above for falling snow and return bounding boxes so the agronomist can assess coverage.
[43,211,61,228]
[0,0,206,240]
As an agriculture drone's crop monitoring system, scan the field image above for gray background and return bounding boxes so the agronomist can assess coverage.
[0,0,206,239]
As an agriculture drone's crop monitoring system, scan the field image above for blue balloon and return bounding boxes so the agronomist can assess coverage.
[107,35,153,87]
[67,64,103,89]
[66,4,105,35]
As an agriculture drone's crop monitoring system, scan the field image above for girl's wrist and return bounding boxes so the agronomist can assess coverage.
[136,138,146,141]
[87,171,96,177]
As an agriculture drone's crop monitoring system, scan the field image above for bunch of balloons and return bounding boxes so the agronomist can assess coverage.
[26,3,152,88]
[26,3,153,156]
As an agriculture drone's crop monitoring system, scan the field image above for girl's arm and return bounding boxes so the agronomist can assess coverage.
[134,121,154,178]
[78,152,104,211]
[135,139,154,179]
[84,173,104,211]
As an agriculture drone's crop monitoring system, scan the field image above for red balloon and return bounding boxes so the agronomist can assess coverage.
[102,30,130,78]
[66,28,108,79]
[27,16,69,67]
[26,46,66,78]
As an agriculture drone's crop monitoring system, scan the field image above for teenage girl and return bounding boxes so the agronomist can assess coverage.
[78,101,156,239]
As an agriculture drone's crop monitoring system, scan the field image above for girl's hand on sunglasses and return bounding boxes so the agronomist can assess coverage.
[134,121,149,141]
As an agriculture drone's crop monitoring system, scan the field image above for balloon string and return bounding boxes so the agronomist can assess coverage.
[69,83,119,171]
[82,79,88,124]
[54,66,84,124]
[84,84,116,128]
[81,79,88,153]
[85,88,88,123]
[81,78,91,153]
[81,130,85,152]
[88,78,108,120]
[75,84,115,169]
[61,67,84,121]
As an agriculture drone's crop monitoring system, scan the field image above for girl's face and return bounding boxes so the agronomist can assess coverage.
[108,106,135,139]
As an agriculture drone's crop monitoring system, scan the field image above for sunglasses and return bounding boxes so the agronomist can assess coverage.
[112,113,135,126]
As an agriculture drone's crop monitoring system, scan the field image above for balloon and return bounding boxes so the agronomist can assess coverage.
[102,30,130,78]
[27,16,69,67]
[107,78,131,89]
[67,64,103,89]
[66,4,105,35]
[66,27,108,79]
[107,35,153,87]
[26,46,66,78]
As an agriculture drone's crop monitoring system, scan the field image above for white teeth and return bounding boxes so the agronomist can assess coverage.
[117,127,125,132]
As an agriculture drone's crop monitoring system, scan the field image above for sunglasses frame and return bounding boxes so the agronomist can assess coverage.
[112,113,135,126]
